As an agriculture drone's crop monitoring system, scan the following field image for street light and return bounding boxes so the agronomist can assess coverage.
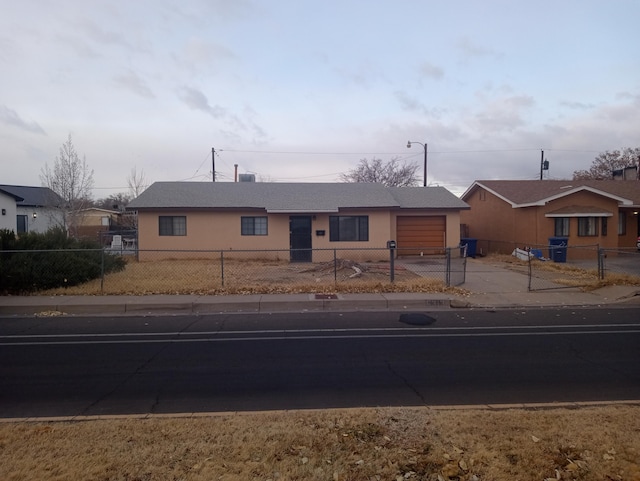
[407,140,427,187]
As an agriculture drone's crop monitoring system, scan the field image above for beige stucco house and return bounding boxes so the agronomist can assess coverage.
[460,180,640,257]
[127,182,469,261]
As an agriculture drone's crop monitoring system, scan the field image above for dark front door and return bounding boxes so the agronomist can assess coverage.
[289,216,312,262]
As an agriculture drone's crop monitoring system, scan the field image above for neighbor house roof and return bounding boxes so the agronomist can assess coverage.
[0,185,64,207]
[127,182,469,213]
[0,188,24,202]
[461,180,640,208]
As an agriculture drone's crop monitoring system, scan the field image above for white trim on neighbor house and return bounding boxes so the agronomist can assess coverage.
[463,182,518,207]
[517,185,633,208]
[545,212,613,217]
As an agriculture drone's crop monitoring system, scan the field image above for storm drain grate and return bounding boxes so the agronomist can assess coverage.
[314,294,338,300]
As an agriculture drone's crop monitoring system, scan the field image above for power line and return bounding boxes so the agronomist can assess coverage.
[220,147,603,155]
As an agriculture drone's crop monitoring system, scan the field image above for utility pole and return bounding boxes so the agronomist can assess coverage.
[540,150,549,180]
[212,147,215,182]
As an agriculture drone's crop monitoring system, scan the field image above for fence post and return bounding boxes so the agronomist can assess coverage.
[220,250,225,287]
[333,249,337,284]
[598,247,604,280]
[388,242,396,283]
[445,248,451,287]
[527,250,533,291]
[100,248,105,294]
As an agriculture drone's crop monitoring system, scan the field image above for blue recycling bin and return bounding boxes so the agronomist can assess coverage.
[460,238,477,258]
[548,237,568,263]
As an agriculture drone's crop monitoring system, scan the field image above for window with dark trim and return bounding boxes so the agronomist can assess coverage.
[601,217,608,236]
[618,212,627,235]
[577,217,598,237]
[159,216,186,236]
[329,215,369,241]
[241,216,268,235]
[554,217,569,237]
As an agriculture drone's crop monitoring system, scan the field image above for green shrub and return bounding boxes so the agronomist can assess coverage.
[0,227,126,294]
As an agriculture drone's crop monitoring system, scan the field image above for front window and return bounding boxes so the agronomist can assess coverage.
[241,216,268,235]
[554,217,569,237]
[159,216,186,236]
[618,212,627,235]
[329,215,369,241]
[577,217,598,237]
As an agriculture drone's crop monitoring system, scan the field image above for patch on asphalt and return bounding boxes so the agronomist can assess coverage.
[398,313,437,326]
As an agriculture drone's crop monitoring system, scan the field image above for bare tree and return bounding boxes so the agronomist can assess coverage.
[40,134,94,236]
[93,193,131,211]
[340,157,420,187]
[573,147,640,180]
[127,166,148,198]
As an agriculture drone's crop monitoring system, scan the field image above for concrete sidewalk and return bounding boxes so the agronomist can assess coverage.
[1,259,638,316]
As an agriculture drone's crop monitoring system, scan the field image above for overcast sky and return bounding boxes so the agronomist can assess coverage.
[1,0,639,198]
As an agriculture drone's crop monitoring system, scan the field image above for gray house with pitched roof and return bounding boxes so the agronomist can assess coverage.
[127,181,469,261]
[0,185,65,234]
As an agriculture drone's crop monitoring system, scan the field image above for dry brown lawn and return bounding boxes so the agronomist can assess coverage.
[1,405,639,481]
[41,258,463,296]
[14,255,639,480]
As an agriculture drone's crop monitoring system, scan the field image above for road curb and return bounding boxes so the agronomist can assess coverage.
[1,400,639,424]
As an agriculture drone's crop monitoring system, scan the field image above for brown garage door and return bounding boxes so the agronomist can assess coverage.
[396,216,446,255]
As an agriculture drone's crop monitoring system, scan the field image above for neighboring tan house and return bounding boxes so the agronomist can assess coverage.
[0,185,65,234]
[127,182,470,261]
[460,180,640,256]
[74,207,120,241]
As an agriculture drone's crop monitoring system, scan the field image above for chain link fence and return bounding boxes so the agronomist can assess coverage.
[526,244,600,291]
[599,248,640,281]
[1,246,467,295]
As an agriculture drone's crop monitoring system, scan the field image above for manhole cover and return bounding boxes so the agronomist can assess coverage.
[315,294,338,300]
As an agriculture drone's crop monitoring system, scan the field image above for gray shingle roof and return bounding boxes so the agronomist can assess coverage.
[0,185,64,207]
[128,182,469,212]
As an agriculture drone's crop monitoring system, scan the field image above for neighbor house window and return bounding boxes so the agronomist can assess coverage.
[618,212,626,235]
[241,216,268,235]
[577,217,598,237]
[554,217,569,237]
[329,216,369,241]
[159,216,186,236]
[16,215,27,234]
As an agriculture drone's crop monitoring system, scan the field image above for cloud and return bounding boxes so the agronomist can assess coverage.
[418,62,444,80]
[178,87,226,118]
[0,105,46,134]
[455,37,501,60]
[560,100,595,110]
[471,95,535,133]
[113,70,155,99]
[77,19,130,49]
[394,90,442,118]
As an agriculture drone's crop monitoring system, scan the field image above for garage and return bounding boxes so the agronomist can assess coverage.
[396,216,446,255]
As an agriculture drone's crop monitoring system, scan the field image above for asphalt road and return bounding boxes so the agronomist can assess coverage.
[1,308,639,418]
